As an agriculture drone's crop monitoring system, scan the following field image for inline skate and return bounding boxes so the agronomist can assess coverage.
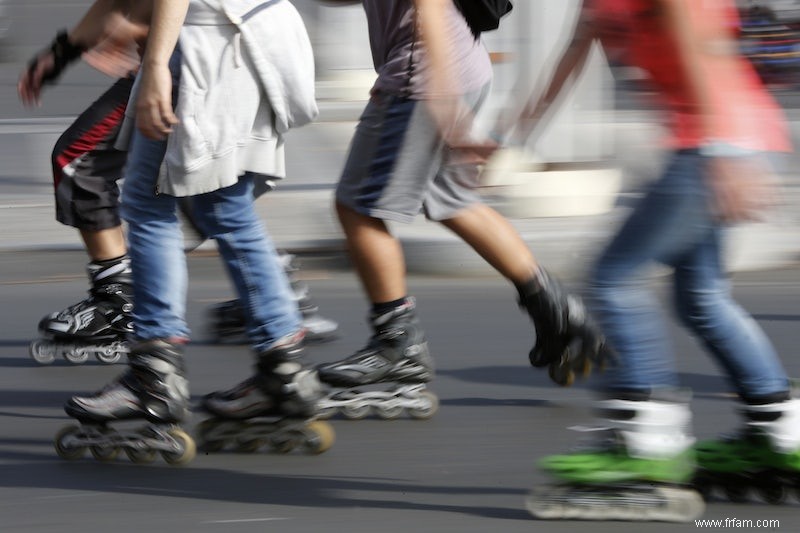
[316,298,439,420]
[518,267,612,386]
[527,395,705,522]
[197,332,335,454]
[693,397,800,504]
[208,252,339,344]
[55,339,196,465]
[30,256,133,365]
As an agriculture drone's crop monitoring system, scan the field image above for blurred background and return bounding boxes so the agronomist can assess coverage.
[0,0,798,273]
[2,3,799,131]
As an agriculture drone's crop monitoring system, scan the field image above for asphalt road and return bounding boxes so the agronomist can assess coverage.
[0,3,799,530]
[0,250,798,532]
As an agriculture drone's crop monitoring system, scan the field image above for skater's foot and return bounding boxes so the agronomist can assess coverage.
[207,298,339,344]
[317,346,434,388]
[65,339,189,424]
[202,371,323,420]
[542,395,696,484]
[38,256,134,342]
[203,333,323,419]
[317,298,433,388]
[693,396,800,503]
[65,373,143,423]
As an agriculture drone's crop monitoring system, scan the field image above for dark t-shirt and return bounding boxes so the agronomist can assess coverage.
[362,0,493,98]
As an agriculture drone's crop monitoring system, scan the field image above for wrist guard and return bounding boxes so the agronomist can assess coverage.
[28,30,86,85]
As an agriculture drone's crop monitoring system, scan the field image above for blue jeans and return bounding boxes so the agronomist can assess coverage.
[120,131,300,352]
[589,150,789,400]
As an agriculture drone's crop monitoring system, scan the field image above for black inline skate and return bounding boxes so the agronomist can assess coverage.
[316,298,439,420]
[693,397,800,504]
[519,267,612,386]
[30,256,133,365]
[527,393,704,522]
[55,339,196,465]
[208,252,339,344]
[197,332,335,454]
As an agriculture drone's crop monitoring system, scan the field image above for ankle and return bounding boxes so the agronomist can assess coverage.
[371,297,409,316]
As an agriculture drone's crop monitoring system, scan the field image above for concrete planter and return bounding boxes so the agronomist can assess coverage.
[479,148,622,218]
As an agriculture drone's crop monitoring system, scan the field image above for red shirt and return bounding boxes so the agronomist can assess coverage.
[588,0,791,152]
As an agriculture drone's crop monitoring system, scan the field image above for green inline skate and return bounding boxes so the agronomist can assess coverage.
[526,396,705,522]
[693,398,800,504]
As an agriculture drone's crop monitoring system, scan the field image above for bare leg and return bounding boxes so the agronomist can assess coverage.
[80,226,127,262]
[439,203,538,285]
[336,201,407,303]
[317,202,433,396]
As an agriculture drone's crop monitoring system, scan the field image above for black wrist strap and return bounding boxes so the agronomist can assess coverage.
[28,30,86,85]
[50,30,86,69]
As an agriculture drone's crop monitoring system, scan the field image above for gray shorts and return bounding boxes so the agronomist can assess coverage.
[336,85,489,223]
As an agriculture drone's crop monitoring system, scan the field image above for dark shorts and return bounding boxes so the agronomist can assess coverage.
[335,84,489,223]
[52,76,133,230]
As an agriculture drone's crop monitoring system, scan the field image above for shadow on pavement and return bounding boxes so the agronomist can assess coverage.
[438,364,597,390]
[0,462,531,522]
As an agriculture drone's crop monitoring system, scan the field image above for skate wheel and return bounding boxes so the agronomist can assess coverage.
[723,484,749,503]
[29,340,56,365]
[199,439,226,453]
[577,356,592,379]
[125,446,157,464]
[596,342,611,372]
[95,352,122,364]
[693,479,714,501]
[64,348,90,365]
[301,421,335,454]
[341,403,371,420]
[161,428,196,466]
[234,438,264,453]
[525,486,565,520]
[90,445,119,462]
[407,391,439,420]
[528,347,549,368]
[95,348,123,365]
[527,484,704,522]
[90,427,119,462]
[268,434,299,454]
[196,419,227,453]
[375,403,404,420]
[54,425,86,460]
[548,360,574,387]
[758,484,787,505]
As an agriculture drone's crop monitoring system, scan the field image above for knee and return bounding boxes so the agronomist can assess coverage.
[335,200,381,233]
[673,284,724,331]
[587,258,647,315]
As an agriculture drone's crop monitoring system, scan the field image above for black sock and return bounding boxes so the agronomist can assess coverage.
[92,254,129,267]
[371,297,407,316]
